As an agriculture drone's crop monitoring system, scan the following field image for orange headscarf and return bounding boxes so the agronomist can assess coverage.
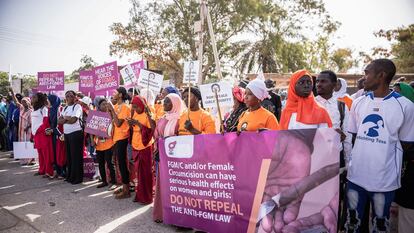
[280,69,333,130]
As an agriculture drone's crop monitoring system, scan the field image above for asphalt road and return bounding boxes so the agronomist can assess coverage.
[0,151,186,233]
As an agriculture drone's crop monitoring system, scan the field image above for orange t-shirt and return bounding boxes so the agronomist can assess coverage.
[237,107,279,131]
[154,103,165,121]
[112,103,131,142]
[178,109,217,135]
[131,112,154,150]
[338,96,353,111]
[95,137,114,151]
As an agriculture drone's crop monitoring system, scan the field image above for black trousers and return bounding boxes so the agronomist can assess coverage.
[114,138,129,184]
[64,130,84,184]
[97,148,115,184]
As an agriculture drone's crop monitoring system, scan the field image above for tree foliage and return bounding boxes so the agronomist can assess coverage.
[110,0,343,83]
[66,54,98,83]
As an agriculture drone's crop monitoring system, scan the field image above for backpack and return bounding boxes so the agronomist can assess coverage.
[64,104,86,130]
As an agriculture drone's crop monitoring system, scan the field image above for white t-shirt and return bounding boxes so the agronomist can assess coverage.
[31,107,48,135]
[61,104,83,134]
[288,113,329,130]
[347,91,414,192]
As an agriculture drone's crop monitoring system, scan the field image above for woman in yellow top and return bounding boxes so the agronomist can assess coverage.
[92,98,116,190]
[237,78,280,132]
[126,96,155,204]
[178,87,216,135]
[108,87,131,199]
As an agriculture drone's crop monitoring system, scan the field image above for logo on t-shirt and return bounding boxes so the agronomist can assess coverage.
[361,114,384,138]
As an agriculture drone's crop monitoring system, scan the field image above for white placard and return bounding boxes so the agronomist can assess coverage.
[120,64,137,87]
[183,60,199,84]
[137,69,163,95]
[11,79,22,94]
[13,142,38,159]
[199,81,234,108]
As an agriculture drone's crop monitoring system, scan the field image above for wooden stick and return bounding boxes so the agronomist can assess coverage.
[214,89,224,133]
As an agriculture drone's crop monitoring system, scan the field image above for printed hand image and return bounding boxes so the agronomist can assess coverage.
[257,129,340,233]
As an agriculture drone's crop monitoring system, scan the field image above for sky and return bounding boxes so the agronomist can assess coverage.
[0,0,413,76]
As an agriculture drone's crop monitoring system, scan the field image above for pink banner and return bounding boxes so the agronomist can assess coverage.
[160,129,340,233]
[94,61,119,93]
[84,110,112,138]
[79,70,95,94]
[37,71,64,91]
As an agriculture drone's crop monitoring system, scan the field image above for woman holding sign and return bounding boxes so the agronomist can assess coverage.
[178,87,216,135]
[279,70,332,130]
[153,93,184,222]
[108,87,131,199]
[127,96,155,204]
[237,78,279,132]
[59,90,84,184]
[92,98,116,190]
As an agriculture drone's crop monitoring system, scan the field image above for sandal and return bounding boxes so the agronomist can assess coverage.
[115,191,131,199]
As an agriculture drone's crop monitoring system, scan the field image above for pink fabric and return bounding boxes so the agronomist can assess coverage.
[163,93,184,137]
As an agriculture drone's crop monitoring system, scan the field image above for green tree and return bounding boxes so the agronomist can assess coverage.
[374,24,414,73]
[110,0,339,83]
[329,48,356,73]
[66,55,98,83]
[0,72,11,96]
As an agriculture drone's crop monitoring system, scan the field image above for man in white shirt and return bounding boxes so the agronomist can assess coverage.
[345,59,414,233]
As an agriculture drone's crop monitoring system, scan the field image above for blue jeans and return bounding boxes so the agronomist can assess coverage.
[345,181,395,233]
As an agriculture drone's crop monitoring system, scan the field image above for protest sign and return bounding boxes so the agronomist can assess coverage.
[183,60,199,84]
[130,59,146,77]
[137,69,163,94]
[79,70,95,94]
[94,61,119,93]
[11,79,22,94]
[120,64,136,87]
[84,110,113,138]
[37,71,64,91]
[200,81,234,108]
[160,129,340,233]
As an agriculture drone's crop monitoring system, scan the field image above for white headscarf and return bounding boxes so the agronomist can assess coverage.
[334,78,348,98]
[246,78,269,101]
[140,88,155,105]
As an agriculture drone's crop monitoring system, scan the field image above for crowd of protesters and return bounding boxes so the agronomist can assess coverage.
[1,58,413,233]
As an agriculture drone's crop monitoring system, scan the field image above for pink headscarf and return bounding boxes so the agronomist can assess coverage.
[164,93,184,137]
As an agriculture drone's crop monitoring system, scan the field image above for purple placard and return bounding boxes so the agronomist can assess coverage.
[79,70,95,94]
[130,59,146,78]
[94,61,119,93]
[84,110,112,138]
[37,71,64,91]
[159,129,340,233]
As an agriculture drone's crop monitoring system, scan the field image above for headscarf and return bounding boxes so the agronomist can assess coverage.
[246,78,269,101]
[232,86,245,103]
[140,88,155,105]
[48,94,61,128]
[280,69,333,130]
[334,78,348,98]
[183,86,202,101]
[131,96,146,111]
[397,83,414,103]
[21,97,32,109]
[164,86,180,96]
[164,93,184,136]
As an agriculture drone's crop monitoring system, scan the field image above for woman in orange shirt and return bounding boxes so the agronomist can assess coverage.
[280,70,332,130]
[237,78,279,132]
[127,96,155,204]
[178,87,216,135]
[108,87,131,199]
[92,98,116,190]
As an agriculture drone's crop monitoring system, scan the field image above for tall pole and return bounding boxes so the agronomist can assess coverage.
[197,0,205,86]
[204,2,222,80]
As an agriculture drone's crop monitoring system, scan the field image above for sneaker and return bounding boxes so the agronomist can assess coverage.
[97,182,108,188]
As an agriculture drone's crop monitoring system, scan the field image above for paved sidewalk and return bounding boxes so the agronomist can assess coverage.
[0,152,184,233]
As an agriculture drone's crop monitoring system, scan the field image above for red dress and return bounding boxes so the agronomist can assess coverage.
[33,113,54,176]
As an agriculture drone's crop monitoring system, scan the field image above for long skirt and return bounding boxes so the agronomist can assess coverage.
[132,146,153,204]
